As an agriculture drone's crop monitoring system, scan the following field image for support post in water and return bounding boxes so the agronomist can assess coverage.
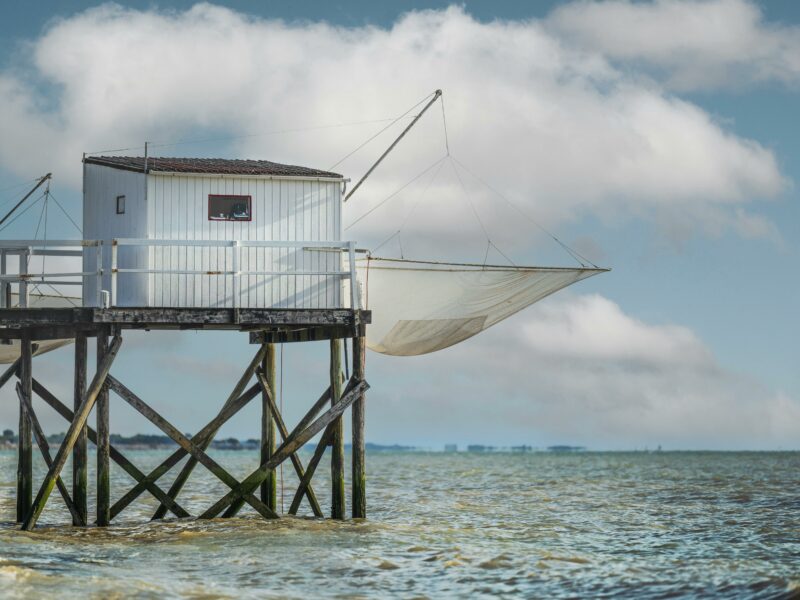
[96,326,111,526]
[261,343,277,511]
[352,335,367,519]
[330,338,345,519]
[73,332,88,525]
[16,331,33,523]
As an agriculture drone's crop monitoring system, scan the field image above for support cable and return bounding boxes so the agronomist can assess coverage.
[345,155,448,231]
[449,155,597,268]
[279,344,284,515]
[0,192,46,234]
[46,192,82,235]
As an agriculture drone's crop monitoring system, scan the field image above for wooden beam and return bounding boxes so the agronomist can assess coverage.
[352,335,367,519]
[207,379,369,520]
[112,383,260,520]
[256,371,323,517]
[249,326,357,345]
[260,344,277,511]
[72,333,88,526]
[96,327,110,526]
[0,358,21,391]
[31,377,189,519]
[16,332,32,523]
[107,376,278,520]
[289,424,335,516]
[330,339,345,520]
[22,334,122,531]
[151,345,268,520]
[16,383,84,526]
[0,325,93,341]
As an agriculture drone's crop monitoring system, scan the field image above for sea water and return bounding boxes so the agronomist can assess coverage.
[0,450,798,598]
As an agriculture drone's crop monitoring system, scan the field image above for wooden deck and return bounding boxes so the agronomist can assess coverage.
[0,307,370,339]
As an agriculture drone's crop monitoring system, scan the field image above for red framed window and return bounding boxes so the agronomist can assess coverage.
[208,194,252,221]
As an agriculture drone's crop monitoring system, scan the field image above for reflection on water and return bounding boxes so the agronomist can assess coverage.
[1,450,798,598]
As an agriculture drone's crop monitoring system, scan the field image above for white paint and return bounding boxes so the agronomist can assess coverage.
[83,164,344,308]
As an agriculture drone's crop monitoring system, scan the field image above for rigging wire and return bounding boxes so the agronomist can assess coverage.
[344,154,448,231]
[85,117,416,157]
[0,192,46,235]
[449,155,598,269]
[279,344,284,515]
[46,192,82,235]
[328,91,436,171]
[440,93,451,156]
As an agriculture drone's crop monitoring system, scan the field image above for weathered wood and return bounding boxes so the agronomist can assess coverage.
[96,327,110,526]
[31,378,189,519]
[16,332,32,523]
[260,344,277,511]
[207,379,369,520]
[112,383,260,520]
[16,383,84,526]
[0,307,370,329]
[107,376,278,520]
[249,326,356,345]
[289,424,335,516]
[330,339,345,520]
[73,333,88,526]
[151,345,268,520]
[352,335,367,519]
[0,325,94,341]
[0,358,21,391]
[22,334,122,531]
[256,371,323,517]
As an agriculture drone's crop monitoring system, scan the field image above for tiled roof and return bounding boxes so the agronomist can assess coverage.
[83,156,342,179]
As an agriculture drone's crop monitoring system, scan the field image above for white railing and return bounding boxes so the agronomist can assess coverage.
[0,239,362,311]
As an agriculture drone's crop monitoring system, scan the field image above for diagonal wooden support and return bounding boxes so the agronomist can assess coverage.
[109,382,261,521]
[16,383,85,526]
[206,378,369,520]
[256,370,323,517]
[31,378,190,520]
[289,423,336,516]
[0,357,21,391]
[107,376,278,520]
[21,334,123,531]
[151,345,268,520]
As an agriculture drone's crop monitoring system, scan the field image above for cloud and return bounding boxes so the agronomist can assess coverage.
[548,0,800,91]
[0,2,788,252]
[367,294,800,449]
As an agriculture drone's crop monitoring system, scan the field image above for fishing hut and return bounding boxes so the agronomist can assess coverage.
[0,156,370,530]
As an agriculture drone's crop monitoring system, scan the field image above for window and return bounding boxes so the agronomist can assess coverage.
[208,194,251,221]
[116,195,126,214]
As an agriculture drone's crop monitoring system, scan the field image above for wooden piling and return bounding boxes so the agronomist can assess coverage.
[352,335,367,519]
[96,326,110,526]
[73,332,88,525]
[16,331,32,523]
[330,338,345,519]
[260,343,277,511]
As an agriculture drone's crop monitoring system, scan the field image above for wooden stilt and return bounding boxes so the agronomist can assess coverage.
[260,343,277,511]
[96,326,110,526]
[17,383,84,526]
[256,371,323,517]
[73,332,88,526]
[330,339,345,519]
[31,378,190,519]
[22,334,122,531]
[352,335,367,519]
[16,331,32,523]
[214,378,368,520]
[151,345,268,520]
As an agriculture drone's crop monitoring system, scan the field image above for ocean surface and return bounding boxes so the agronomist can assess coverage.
[0,449,798,598]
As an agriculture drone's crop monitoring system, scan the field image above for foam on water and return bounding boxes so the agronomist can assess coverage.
[0,450,798,598]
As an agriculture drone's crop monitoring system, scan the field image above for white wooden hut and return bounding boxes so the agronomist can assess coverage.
[82,156,348,310]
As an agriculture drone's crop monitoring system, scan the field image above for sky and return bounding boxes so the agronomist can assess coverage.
[0,0,798,449]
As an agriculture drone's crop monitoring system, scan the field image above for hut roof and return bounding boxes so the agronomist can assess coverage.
[83,156,343,179]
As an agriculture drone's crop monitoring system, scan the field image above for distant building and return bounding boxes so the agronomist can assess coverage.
[444,444,458,452]
[547,445,586,453]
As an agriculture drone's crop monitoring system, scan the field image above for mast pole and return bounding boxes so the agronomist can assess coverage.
[345,89,442,203]
[0,173,52,228]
